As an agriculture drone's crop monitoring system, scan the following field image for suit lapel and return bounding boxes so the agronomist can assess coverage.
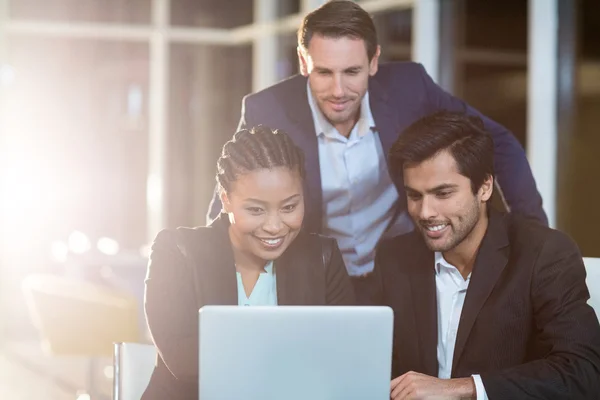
[274,233,317,305]
[369,77,399,160]
[199,217,237,306]
[283,77,322,233]
[408,239,439,376]
[451,211,510,374]
[369,77,405,212]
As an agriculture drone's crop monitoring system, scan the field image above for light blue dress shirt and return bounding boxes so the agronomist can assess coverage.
[307,83,413,276]
[236,260,278,306]
[435,252,488,400]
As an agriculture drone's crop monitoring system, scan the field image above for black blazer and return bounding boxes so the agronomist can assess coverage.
[375,210,600,399]
[141,216,355,400]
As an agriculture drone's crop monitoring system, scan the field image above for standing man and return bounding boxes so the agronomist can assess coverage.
[207,0,547,302]
[378,111,600,399]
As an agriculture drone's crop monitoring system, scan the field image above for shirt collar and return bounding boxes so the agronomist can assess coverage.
[235,260,275,275]
[306,80,376,140]
[434,252,451,275]
[434,252,471,282]
[264,260,275,275]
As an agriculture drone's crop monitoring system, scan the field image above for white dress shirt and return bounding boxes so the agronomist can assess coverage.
[435,252,488,400]
[307,83,413,276]
[236,260,277,306]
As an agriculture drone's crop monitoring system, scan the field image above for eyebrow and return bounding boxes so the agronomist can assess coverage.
[314,65,363,73]
[243,194,301,204]
[313,67,332,74]
[404,183,459,194]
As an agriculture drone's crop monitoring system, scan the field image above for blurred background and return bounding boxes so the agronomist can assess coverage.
[0,0,598,398]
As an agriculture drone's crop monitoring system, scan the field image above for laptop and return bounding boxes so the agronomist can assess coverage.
[198,306,394,400]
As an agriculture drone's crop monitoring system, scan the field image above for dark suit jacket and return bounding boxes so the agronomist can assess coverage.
[141,216,355,400]
[207,62,548,232]
[375,210,600,399]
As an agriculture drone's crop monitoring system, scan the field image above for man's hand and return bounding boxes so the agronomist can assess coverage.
[390,371,476,400]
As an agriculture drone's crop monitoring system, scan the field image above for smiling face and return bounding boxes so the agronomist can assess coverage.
[221,167,305,266]
[298,34,379,136]
[403,150,493,253]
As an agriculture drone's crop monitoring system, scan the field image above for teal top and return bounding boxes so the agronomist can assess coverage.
[236,260,278,306]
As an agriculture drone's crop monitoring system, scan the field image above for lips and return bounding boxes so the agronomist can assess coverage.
[255,236,285,251]
[421,223,450,239]
[327,99,350,112]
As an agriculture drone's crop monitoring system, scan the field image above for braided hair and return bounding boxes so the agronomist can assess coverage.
[216,125,306,195]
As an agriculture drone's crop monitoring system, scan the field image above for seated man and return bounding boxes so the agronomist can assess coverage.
[376,111,600,399]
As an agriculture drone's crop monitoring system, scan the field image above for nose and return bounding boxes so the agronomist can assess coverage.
[418,196,437,221]
[262,213,283,236]
[332,74,344,98]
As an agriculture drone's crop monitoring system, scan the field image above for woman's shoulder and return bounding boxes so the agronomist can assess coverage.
[150,225,220,257]
[290,230,338,252]
[152,225,211,243]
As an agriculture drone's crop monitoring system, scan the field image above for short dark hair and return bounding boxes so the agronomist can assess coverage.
[216,125,306,194]
[389,111,495,194]
[298,0,378,61]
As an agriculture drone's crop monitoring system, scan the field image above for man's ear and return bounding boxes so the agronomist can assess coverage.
[369,45,381,76]
[479,175,494,203]
[297,46,309,77]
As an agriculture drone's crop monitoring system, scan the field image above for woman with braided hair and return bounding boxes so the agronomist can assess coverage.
[142,125,355,400]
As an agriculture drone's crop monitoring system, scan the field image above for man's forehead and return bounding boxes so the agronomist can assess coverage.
[305,35,369,58]
[403,156,467,189]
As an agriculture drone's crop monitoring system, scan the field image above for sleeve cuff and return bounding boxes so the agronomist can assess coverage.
[472,374,489,400]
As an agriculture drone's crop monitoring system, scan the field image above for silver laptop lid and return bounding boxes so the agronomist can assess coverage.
[199,306,393,400]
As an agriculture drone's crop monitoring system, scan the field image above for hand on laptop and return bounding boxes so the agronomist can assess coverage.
[390,371,475,400]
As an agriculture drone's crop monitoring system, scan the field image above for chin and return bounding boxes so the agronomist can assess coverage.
[257,248,285,262]
[323,106,350,121]
[428,244,447,252]
[422,236,449,253]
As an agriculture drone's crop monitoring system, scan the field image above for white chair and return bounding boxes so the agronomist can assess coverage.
[583,257,600,320]
[113,342,157,400]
